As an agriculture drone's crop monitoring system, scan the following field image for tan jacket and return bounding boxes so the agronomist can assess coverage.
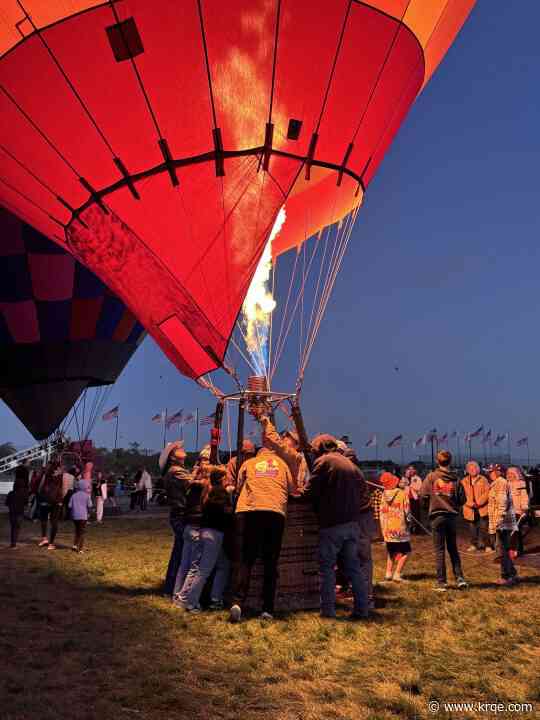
[236,449,294,517]
[460,474,490,521]
[261,417,307,491]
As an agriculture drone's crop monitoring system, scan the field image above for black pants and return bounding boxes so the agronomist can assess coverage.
[40,503,62,543]
[431,514,463,584]
[9,509,23,547]
[73,520,87,551]
[233,511,285,614]
[498,529,517,579]
[468,512,489,548]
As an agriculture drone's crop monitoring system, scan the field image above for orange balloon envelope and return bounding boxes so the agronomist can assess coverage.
[0,0,475,379]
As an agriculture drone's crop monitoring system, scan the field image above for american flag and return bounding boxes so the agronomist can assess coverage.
[516,436,528,447]
[470,425,484,438]
[166,410,183,428]
[438,433,448,445]
[412,435,425,448]
[387,434,402,448]
[199,414,215,426]
[482,429,492,444]
[102,405,119,422]
[450,431,458,439]
[365,435,377,448]
[183,412,195,425]
[151,411,165,423]
[493,433,508,447]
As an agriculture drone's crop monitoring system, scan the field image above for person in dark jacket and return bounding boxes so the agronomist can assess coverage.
[38,461,64,550]
[174,468,231,612]
[309,434,372,619]
[6,465,29,548]
[421,450,468,591]
[161,442,193,596]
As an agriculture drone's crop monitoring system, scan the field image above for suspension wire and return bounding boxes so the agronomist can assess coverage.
[268,253,278,381]
[230,333,259,376]
[302,210,357,372]
[72,393,83,443]
[270,219,329,380]
[269,247,301,378]
[225,400,232,460]
[0,144,66,201]
[0,176,63,225]
[298,219,307,379]
[16,1,118,159]
[299,205,359,379]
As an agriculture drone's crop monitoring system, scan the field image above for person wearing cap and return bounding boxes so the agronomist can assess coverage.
[487,464,519,586]
[460,461,491,552]
[162,442,193,597]
[251,409,308,492]
[379,472,412,582]
[229,447,295,623]
[308,434,372,620]
[421,450,468,592]
[224,439,257,493]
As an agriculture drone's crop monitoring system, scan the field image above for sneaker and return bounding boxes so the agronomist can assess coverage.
[47,544,56,551]
[456,577,468,589]
[484,547,495,554]
[383,574,393,581]
[434,583,448,592]
[260,612,274,621]
[495,578,513,586]
[186,606,201,614]
[72,545,78,552]
[209,600,224,611]
[172,597,187,610]
[229,604,242,623]
[38,538,49,547]
[466,545,477,552]
[393,574,409,583]
[78,550,86,554]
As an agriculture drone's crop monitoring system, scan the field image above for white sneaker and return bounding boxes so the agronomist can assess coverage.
[38,538,48,547]
[47,544,56,551]
[229,604,242,623]
[260,612,274,621]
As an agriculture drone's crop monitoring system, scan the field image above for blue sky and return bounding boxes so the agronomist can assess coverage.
[2,1,539,463]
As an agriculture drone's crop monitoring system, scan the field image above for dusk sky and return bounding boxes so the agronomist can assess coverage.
[2,1,539,463]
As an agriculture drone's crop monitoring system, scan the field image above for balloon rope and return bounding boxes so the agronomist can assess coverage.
[267,254,278,380]
[269,247,301,378]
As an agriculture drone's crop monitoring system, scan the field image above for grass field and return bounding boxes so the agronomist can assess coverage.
[1,515,539,720]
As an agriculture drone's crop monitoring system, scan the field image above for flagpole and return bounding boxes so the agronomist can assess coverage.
[469,437,472,461]
[196,408,199,450]
[163,408,168,448]
[527,438,530,467]
[508,432,511,465]
[114,413,119,451]
[400,441,404,468]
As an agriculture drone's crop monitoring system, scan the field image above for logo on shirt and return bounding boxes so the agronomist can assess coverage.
[254,459,279,478]
[434,479,454,496]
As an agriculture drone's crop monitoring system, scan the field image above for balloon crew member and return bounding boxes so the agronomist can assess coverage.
[69,480,93,553]
[161,442,193,597]
[252,408,308,492]
[229,446,296,623]
[5,465,29,548]
[421,450,468,591]
[224,439,256,495]
[38,461,64,550]
[308,434,372,620]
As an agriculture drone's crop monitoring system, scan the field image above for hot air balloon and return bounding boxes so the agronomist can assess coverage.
[0,206,145,440]
[0,0,476,396]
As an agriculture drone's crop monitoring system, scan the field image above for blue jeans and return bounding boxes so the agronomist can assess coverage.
[497,529,517,580]
[179,528,230,608]
[319,518,370,617]
[174,525,201,597]
[164,517,184,595]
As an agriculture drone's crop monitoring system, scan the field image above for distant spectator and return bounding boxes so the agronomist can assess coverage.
[94,471,108,523]
[487,465,518,586]
[379,472,411,582]
[421,450,467,592]
[460,461,491,552]
[69,479,93,553]
[403,466,424,534]
[506,467,529,558]
[5,465,29,548]
[38,462,64,550]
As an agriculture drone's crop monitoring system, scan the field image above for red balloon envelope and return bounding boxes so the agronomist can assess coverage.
[0,1,475,379]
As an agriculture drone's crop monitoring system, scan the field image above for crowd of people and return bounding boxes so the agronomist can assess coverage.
[4,416,535,621]
[4,462,154,552]
[160,410,536,623]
